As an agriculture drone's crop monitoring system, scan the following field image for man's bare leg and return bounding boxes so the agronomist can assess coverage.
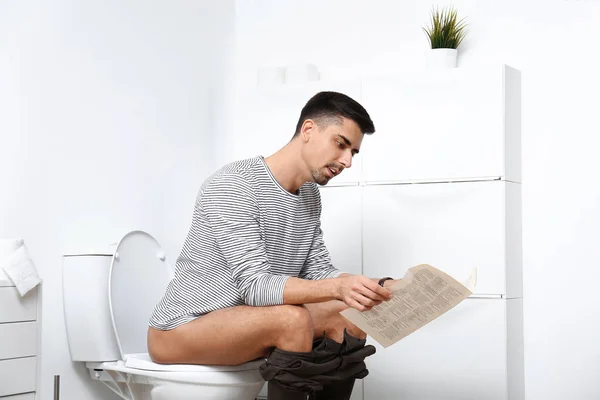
[148,301,364,366]
[304,300,365,342]
[148,304,314,365]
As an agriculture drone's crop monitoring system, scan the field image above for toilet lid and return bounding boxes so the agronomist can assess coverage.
[109,231,171,359]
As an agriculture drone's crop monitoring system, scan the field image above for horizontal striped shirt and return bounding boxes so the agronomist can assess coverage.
[149,156,341,330]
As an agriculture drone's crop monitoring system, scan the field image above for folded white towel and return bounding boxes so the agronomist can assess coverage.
[0,239,24,282]
[0,241,41,296]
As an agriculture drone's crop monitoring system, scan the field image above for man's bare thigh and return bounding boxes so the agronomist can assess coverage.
[148,305,289,365]
[148,301,364,366]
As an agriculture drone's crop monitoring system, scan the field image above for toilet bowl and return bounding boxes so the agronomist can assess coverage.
[86,354,265,400]
[62,230,265,400]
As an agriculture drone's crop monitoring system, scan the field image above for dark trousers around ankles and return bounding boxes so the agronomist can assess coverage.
[259,329,375,400]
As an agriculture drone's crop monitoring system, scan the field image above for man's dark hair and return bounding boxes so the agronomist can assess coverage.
[293,91,375,137]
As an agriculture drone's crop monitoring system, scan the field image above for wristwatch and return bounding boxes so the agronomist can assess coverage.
[378,277,394,287]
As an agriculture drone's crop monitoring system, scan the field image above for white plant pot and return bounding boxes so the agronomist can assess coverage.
[427,48,458,69]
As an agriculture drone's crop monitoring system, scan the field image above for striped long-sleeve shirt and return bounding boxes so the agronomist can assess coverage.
[149,156,342,330]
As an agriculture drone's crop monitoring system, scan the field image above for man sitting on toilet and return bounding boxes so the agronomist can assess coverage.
[148,91,399,400]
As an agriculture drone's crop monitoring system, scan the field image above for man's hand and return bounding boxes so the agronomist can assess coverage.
[335,275,393,312]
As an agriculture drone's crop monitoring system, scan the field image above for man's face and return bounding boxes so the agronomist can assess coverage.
[302,117,363,186]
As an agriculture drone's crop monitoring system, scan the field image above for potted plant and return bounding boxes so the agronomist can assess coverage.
[423,6,467,68]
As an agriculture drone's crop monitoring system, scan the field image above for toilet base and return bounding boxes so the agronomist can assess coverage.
[149,378,264,400]
[87,363,265,400]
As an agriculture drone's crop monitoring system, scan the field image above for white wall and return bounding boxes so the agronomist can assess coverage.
[0,1,235,399]
[2,1,597,399]
[233,1,600,399]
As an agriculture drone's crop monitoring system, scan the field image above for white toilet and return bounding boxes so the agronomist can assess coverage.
[62,230,266,400]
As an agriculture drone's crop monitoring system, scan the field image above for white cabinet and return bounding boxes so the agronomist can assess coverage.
[319,185,362,276]
[364,298,524,400]
[362,181,522,298]
[233,80,364,184]
[360,65,521,183]
[356,65,523,400]
[0,283,40,399]
[239,64,523,400]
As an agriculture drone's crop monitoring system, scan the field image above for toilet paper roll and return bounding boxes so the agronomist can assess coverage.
[285,63,320,84]
[257,66,286,86]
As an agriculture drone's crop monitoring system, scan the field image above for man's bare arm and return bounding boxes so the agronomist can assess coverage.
[282,274,393,311]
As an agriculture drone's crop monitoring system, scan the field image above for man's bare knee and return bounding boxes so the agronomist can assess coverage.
[277,305,313,337]
[272,305,313,352]
[306,301,366,342]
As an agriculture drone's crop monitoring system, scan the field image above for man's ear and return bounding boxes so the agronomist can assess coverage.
[300,119,316,143]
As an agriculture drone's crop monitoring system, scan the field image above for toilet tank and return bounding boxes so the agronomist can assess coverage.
[62,251,121,362]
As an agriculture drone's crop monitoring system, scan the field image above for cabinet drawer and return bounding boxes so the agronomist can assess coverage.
[0,288,37,323]
[0,357,37,397]
[362,182,513,296]
[0,393,35,400]
[360,66,520,183]
[365,299,509,400]
[0,322,37,360]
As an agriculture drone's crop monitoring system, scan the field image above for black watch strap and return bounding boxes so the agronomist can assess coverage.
[378,277,394,287]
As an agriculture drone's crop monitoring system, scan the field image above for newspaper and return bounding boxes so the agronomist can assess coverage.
[340,264,477,348]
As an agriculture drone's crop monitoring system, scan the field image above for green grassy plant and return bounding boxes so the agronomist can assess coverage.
[423,6,467,49]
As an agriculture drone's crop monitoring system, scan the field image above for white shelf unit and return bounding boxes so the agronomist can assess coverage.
[240,64,523,400]
[0,279,41,399]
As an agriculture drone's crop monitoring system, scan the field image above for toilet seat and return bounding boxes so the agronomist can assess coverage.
[92,353,265,384]
[123,353,265,373]
[91,358,265,388]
